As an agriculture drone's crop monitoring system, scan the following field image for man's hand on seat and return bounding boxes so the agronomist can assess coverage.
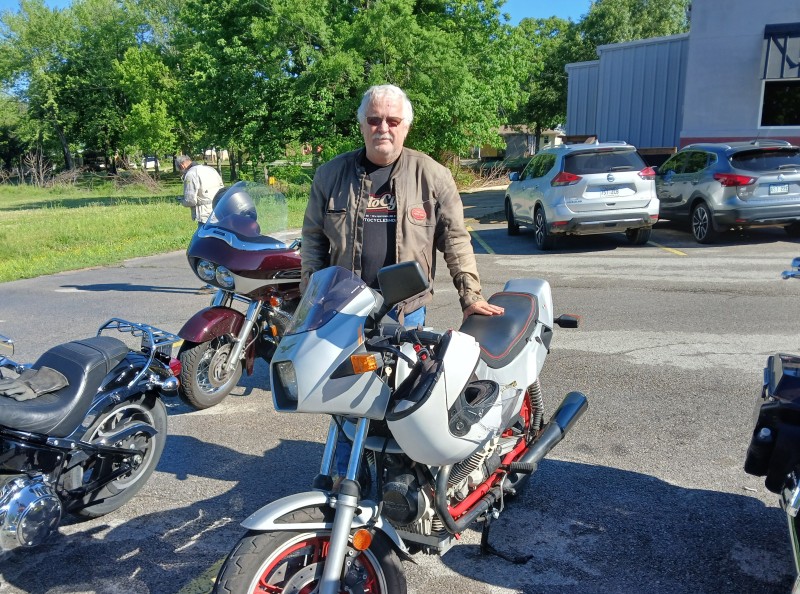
[463,300,505,320]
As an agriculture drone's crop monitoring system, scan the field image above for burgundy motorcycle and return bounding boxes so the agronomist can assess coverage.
[178,182,302,409]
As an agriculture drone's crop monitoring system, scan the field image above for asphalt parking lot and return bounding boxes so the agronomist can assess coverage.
[1,187,799,594]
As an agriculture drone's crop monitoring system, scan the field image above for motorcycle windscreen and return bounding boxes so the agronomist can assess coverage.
[204,181,289,240]
[286,267,370,335]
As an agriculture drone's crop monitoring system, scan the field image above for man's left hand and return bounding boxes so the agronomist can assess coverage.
[463,300,505,320]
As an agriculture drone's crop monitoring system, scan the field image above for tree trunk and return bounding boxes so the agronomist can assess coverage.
[229,148,238,181]
[54,122,74,170]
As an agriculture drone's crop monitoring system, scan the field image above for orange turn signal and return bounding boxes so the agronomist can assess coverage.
[352,529,372,551]
[350,354,379,374]
[270,325,279,337]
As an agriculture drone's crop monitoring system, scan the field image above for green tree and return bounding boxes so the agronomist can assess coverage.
[0,0,78,169]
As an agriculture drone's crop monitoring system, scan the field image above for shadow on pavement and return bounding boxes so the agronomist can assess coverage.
[59,282,199,294]
[438,460,793,594]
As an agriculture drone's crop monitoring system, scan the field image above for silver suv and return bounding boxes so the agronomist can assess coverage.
[505,142,659,250]
[655,140,800,243]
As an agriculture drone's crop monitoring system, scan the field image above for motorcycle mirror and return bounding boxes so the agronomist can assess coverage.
[554,314,580,329]
[377,261,430,307]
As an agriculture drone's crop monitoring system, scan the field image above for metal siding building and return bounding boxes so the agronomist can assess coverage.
[566,0,800,149]
[565,61,599,136]
[566,34,689,149]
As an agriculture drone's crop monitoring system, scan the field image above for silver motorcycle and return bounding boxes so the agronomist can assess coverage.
[213,261,588,594]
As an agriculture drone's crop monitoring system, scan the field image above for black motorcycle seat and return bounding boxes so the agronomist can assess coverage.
[0,336,129,437]
[459,292,538,369]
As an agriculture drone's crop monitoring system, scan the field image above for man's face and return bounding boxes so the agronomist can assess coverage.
[360,95,409,166]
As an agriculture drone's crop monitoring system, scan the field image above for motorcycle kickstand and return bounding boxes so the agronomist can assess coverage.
[479,512,533,565]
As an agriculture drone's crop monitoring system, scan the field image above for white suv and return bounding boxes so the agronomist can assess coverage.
[505,142,659,250]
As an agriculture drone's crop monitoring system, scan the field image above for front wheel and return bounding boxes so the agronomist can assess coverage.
[64,396,167,518]
[505,199,520,236]
[178,336,243,409]
[214,525,406,594]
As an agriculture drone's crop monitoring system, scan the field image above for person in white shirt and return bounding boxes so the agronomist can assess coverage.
[176,155,225,294]
[176,155,224,225]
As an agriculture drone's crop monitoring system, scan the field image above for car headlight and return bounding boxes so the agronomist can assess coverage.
[215,266,235,289]
[197,260,216,282]
[275,361,298,401]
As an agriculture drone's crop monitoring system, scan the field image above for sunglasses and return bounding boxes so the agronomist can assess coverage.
[366,116,404,128]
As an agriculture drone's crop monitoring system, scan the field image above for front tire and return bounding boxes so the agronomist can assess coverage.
[691,202,718,244]
[505,199,519,236]
[214,522,406,594]
[178,337,243,409]
[64,396,167,518]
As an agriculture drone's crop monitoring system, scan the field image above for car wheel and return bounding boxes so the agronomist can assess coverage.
[505,199,520,236]
[534,207,556,251]
[626,227,652,245]
[785,222,800,238]
[691,202,718,244]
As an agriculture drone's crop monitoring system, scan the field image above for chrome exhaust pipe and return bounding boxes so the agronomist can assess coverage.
[510,391,588,473]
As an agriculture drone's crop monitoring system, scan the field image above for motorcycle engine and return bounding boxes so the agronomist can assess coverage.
[0,476,62,550]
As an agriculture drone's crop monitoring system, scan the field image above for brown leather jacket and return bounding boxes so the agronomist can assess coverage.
[301,147,485,313]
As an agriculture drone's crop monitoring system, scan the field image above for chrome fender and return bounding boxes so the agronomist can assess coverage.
[241,490,412,559]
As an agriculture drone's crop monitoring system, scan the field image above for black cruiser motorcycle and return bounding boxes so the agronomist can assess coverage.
[745,257,800,592]
[0,319,180,551]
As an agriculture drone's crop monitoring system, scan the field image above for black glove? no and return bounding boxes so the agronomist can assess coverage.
[0,367,69,401]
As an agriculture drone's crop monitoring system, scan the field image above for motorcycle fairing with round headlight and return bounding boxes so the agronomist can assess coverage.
[386,329,503,466]
[270,274,392,418]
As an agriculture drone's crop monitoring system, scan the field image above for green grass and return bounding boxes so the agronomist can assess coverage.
[0,176,309,284]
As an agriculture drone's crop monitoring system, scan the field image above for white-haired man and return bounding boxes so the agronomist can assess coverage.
[301,83,503,326]
[301,84,504,480]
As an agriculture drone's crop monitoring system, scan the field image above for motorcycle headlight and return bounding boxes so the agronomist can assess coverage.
[215,266,235,289]
[197,260,216,282]
[275,361,298,401]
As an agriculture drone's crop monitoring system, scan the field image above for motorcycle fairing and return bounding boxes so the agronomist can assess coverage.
[272,285,393,419]
[240,490,412,560]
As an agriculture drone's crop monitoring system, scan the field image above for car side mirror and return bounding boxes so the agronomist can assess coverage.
[509,172,519,182]
[377,261,430,307]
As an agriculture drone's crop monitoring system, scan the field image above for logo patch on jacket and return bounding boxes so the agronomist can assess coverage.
[410,207,427,221]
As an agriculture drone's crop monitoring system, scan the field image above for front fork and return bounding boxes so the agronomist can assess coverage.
[319,417,370,594]
[222,298,263,375]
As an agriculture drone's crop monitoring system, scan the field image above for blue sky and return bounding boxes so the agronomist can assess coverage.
[0,0,593,23]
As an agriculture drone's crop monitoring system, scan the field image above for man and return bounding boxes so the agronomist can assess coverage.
[301,84,503,326]
[302,84,504,480]
[176,154,224,226]
[176,154,224,294]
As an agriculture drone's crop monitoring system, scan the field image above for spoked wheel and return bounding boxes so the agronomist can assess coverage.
[178,336,243,409]
[214,520,406,593]
[534,207,556,251]
[691,202,718,244]
[63,396,167,518]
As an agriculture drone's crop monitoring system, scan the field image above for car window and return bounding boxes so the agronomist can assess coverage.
[564,149,645,174]
[659,153,686,176]
[730,148,800,172]
[519,156,538,181]
[683,151,710,174]
[533,153,556,178]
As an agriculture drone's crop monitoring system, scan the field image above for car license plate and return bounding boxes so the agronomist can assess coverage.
[601,188,619,198]
[769,184,789,195]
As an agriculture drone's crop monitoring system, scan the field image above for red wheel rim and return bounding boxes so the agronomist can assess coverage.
[255,534,383,593]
